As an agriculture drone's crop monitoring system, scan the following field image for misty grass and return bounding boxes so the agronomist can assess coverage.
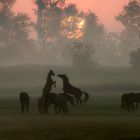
[0,66,140,139]
[0,115,140,140]
[0,97,140,140]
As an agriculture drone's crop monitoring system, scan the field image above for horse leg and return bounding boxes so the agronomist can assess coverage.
[21,103,24,113]
[75,98,79,107]
[38,101,42,113]
[79,98,82,107]
[121,100,124,111]
[53,81,56,88]
[126,102,130,111]
[44,103,49,114]
[41,97,47,113]
[136,102,139,110]
[131,103,135,111]
[54,104,60,114]
[42,98,49,114]
[26,102,29,113]
[62,103,68,114]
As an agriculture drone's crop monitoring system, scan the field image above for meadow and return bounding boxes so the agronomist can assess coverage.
[0,65,140,140]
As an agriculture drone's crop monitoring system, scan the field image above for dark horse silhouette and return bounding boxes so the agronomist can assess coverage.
[54,93,75,113]
[38,92,75,114]
[19,92,30,113]
[58,74,89,106]
[41,69,56,113]
[121,92,140,111]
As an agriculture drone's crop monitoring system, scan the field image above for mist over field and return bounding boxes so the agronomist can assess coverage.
[1,0,140,140]
[0,64,140,97]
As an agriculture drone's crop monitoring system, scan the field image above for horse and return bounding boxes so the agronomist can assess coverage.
[133,93,140,108]
[42,69,56,96]
[38,92,75,114]
[19,92,30,113]
[54,93,75,113]
[58,74,89,107]
[121,92,140,111]
[41,69,56,112]
[121,93,135,111]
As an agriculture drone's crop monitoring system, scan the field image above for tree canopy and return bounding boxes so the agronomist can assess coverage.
[0,0,36,65]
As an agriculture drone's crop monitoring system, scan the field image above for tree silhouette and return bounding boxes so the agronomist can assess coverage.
[116,0,140,67]
[116,0,140,52]
[34,0,65,45]
[63,3,78,16]
[130,49,140,68]
[116,0,140,40]
[45,6,63,40]
[0,0,36,65]
[83,11,105,47]
[71,42,97,68]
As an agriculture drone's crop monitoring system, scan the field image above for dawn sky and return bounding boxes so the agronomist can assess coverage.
[14,0,129,33]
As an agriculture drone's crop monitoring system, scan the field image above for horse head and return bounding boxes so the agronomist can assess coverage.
[49,69,55,76]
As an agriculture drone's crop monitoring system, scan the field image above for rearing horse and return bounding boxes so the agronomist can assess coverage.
[42,69,56,96]
[41,69,56,113]
[58,74,89,107]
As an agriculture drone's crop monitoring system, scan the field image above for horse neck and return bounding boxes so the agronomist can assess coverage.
[63,79,71,88]
[43,74,52,89]
[47,73,52,81]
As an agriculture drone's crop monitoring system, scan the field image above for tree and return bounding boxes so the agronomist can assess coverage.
[0,0,36,65]
[117,0,140,39]
[45,6,63,40]
[83,11,105,47]
[34,0,65,45]
[116,0,140,51]
[71,42,97,68]
[130,48,140,68]
[116,0,140,67]
[63,3,78,16]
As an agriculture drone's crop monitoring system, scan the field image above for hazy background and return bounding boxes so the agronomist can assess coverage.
[1,2,140,140]
[0,0,140,97]
[12,0,138,67]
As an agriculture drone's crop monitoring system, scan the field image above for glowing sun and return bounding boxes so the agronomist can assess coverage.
[61,16,85,39]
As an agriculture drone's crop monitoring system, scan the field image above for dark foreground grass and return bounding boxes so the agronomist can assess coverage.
[1,115,140,140]
[0,97,140,140]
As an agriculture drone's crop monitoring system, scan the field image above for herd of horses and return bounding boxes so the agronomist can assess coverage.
[19,69,140,114]
[19,70,89,114]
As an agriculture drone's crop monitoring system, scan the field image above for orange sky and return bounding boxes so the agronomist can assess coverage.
[14,0,129,32]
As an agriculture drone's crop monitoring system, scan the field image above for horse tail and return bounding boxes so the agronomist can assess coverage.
[83,92,89,102]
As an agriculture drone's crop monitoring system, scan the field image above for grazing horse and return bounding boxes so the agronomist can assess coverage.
[58,74,89,107]
[41,69,56,113]
[121,92,140,111]
[38,92,75,114]
[121,93,135,111]
[19,92,30,113]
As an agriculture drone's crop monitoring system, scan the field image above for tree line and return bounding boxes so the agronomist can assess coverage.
[0,0,140,68]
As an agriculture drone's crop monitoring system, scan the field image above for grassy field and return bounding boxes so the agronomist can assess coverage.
[0,65,140,140]
[0,94,140,140]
